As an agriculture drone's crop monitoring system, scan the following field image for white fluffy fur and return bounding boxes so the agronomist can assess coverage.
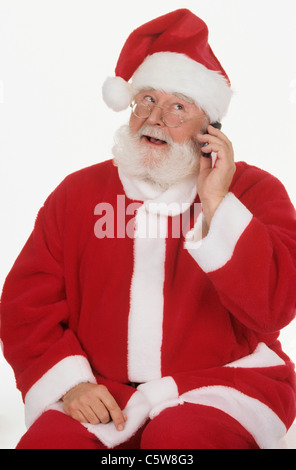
[185,193,253,272]
[138,377,179,408]
[83,390,151,448]
[112,124,200,191]
[48,388,152,449]
[102,76,133,112]
[180,386,287,449]
[132,53,232,122]
[128,206,167,382]
[103,52,232,122]
[225,342,286,368]
[24,355,97,428]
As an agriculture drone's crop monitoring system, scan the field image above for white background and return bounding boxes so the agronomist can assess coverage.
[0,0,296,449]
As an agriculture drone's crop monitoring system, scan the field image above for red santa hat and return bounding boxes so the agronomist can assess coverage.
[102,9,232,123]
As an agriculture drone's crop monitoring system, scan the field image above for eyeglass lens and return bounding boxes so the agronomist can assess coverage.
[133,103,182,128]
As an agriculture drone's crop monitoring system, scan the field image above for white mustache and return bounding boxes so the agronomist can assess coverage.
[112,124,200,190]
[137,125,173,145]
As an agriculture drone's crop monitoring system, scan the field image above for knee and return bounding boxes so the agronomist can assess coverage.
[140,403,259,449]
[141,404,198,449]
[17,412,53,449]
[16,410,99,449]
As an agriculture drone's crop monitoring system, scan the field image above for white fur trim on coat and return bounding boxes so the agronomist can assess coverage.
[47,389,151,449]
[179,386,287,449]
[225,342,286,369]
[147,343,288,449]
[85,377,178,448]
[24,355,96,428]
[83,390,151,448]
[121,169,199,382]
[185,192,253,273]
[127,206,167,382]
[138,376,179,408]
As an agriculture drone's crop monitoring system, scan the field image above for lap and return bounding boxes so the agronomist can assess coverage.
[17,409,143,449]
[17,403,259,449]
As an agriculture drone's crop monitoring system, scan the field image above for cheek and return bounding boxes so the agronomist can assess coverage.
[168,125,195,144]
[171,120,207,143]
[129,114,143,136]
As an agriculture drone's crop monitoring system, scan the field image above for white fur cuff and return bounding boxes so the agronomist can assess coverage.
[24,355,97,428]
[137,376,179,408]
[185,193,253,273]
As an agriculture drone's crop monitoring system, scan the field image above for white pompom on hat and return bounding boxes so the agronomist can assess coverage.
[102,76,134,112]
[102,9,232,123]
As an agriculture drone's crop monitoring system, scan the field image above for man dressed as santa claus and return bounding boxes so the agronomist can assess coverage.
[1,9,296,449]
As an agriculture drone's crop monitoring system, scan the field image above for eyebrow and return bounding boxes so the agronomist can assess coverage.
[138,88,193,104]
[173,92,194,104]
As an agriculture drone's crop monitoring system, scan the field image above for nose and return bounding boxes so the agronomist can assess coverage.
[146,105,165,127]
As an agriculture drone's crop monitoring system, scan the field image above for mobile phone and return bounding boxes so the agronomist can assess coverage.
[201,122,222,157]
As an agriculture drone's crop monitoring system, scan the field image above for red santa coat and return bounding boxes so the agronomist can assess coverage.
[1,159,296,449]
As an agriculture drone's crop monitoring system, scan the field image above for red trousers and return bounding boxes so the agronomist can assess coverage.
[16,403,259,449]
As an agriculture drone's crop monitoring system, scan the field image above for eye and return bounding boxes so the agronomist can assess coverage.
[174,103,184,111]
[144,95,155,103]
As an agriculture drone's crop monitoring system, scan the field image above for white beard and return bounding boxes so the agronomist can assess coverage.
[112,124,201,191]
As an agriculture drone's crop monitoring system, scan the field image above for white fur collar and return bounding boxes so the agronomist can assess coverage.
[118,167,198,216]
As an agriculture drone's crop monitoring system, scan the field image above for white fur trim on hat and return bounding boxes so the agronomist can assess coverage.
[102,52,232,122]
[132,52,232,122]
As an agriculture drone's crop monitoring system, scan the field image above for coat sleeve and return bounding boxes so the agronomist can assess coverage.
[0,182,96,427]
[185,165,296,333]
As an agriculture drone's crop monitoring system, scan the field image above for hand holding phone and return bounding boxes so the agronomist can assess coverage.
[201,122,222,157]
[196,122,235,227]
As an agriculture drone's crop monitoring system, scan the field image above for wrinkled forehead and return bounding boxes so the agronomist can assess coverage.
[136,87,194,104]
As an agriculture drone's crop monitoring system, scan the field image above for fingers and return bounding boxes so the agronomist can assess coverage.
[198,124,231,144]
[197,125,233,159]
[70,408,89,424]
[97,385,126,431]
[62,383,126,431]
[199,147,213,171]
[196,125,236,211]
